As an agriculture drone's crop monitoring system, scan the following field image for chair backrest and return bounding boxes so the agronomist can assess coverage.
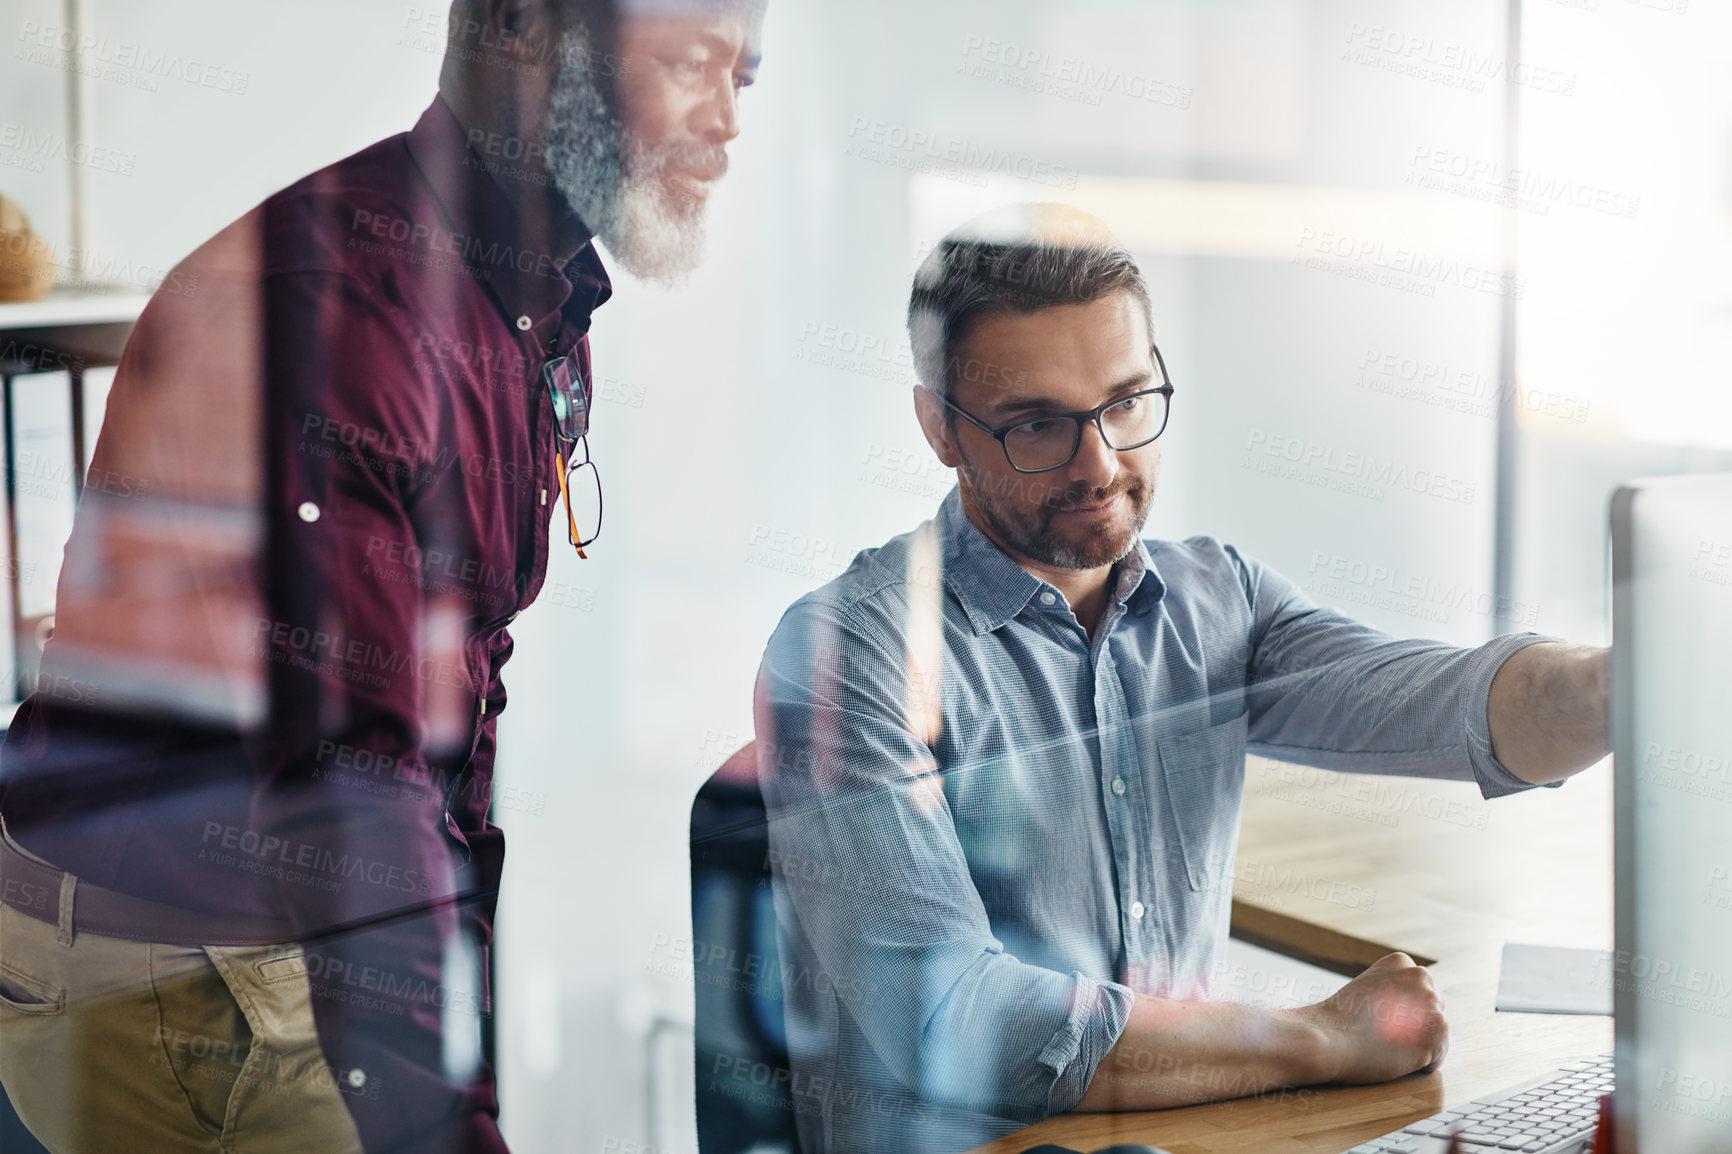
[690,741,800,1154]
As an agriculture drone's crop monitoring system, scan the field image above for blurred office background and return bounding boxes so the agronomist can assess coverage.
[1,0,1728,1150]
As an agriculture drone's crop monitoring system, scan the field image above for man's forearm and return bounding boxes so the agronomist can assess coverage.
[1487,642,1611,785]
[1074,995,1329,1112]
[1075,951,1448,1113]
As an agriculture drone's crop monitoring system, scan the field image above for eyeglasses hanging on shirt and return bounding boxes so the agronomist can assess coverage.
[542,354,603,559]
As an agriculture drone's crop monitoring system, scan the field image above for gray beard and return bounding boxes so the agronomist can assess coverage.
[961,464,1154,571]
[544,28,717,287]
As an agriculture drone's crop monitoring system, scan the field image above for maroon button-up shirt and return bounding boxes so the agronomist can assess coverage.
[0,97,608,1151]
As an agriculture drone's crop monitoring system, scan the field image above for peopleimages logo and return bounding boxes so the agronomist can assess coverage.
[1309,550,1540,627]
[744,524,855,582]
[794,320,917,386]
[958,35,1192,110]
[1641,740,1732,783]
[845,116,1080,191]
[1243,429,1478,505]
[1690,539,1731,588]
[1229,859,1378,912]
[1407,145,1641,221]
[1355,345,1590,425]
[0,123,135,175]
[1255,763,1490,831]
[1600,950,1732,1011]
[1340,22,1576,96]
[16,20,251,94]
[198,821,432,897]
[1294,228,1525,300]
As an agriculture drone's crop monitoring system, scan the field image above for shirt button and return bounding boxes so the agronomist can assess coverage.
[1129,901,1145,920]
[296,502,320,523]
[1111,777,1127,797]
[516,315,533,332]
[346,1068,367,1089]
[1039,591,1057,606]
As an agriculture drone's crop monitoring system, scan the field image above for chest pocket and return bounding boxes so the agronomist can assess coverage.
[1156,712,1249,892]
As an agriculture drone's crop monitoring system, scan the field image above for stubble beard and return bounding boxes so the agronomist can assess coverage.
[543,28,724,287]
[959,458,1156,571]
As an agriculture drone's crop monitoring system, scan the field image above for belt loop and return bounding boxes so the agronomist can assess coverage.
[57,872,76,948]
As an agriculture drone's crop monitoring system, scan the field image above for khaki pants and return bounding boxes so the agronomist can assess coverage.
[0,832,364,1154]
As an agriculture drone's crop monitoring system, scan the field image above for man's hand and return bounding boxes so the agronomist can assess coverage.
[1076,951,1447,1112]
[1295,952,1448,1084]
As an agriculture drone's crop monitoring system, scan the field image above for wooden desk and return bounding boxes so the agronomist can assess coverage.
[970,755,1615,1154]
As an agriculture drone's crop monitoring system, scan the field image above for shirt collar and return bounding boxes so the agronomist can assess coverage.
[404,96,612,345]
[936,487,1166,636]
[1114,536,1156,605]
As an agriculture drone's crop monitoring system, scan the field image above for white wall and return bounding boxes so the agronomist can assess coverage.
[1512,0,1732,646]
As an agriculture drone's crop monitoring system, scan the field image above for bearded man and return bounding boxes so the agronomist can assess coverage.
[752,205,1612,1154]
[0,2,761,1151]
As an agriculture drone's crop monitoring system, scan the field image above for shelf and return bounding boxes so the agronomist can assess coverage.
[0,287,152,332]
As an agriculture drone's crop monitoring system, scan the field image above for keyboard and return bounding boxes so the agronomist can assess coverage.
[1345,1053,1611,1153]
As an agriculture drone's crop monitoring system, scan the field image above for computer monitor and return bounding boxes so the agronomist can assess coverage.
[1611,473,1732,1154]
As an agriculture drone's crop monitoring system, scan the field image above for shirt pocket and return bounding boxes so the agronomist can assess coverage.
[1156,712,1249,892]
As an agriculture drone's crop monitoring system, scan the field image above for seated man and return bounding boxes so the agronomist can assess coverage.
[753,205,1608,1154]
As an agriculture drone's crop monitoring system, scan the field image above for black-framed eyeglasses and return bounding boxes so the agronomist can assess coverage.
[931,344,1176,474]
[543,355,603,558]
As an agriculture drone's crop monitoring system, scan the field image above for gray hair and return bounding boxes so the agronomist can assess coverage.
[907,204,1153,405]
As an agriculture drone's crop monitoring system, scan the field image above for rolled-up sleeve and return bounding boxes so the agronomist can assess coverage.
[1038,972,1136,1113]
[1230,546,1562,799]
[755,599,1133,1121]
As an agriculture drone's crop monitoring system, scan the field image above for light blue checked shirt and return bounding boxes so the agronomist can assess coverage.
[755,488,1551,1154]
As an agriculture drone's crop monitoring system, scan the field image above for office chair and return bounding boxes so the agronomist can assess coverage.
[690,741,800,1154]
